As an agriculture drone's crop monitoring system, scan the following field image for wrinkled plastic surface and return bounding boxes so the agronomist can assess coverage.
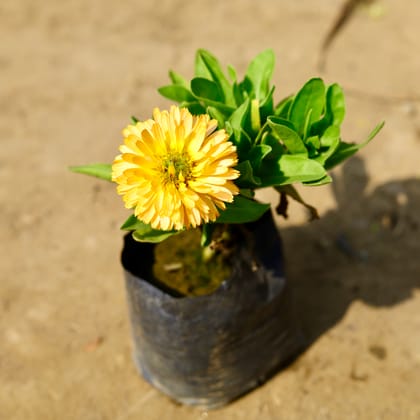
[121,211,303,409]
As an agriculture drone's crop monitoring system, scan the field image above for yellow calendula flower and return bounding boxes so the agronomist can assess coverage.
[112,106,240,231]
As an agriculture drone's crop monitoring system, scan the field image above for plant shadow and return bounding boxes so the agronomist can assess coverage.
[281,156,420,345]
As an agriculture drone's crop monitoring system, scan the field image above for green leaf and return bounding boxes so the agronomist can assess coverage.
[188,97,234,115]
[232,82,245,106]
[261,132,286,159]
[207,106,226,128]
[259,154,327,187]
[274,95,293,118]
[191,77,224,102]
[120,214,142,230]
[158,85,195,102]
[320,125,340,148]
[229,98,249,131]
[314,125,340,164]
[195,50,213,79]
[235,160,262,188]
[235,130,253,161]
[311,83,346,135]
[268,116,307,155]
[122,215,180,243]
[248,144,272,171]
[179,101,206,115]
[325,121,384,170]
[326,83,346,126]
[169,70,188,87]
[195,49,236,107]
[228,98,252,157]
[69,163,112,182]
[302,108,313,140]
[306,135,320,153]
[227,65,237,82]
[288,78,326,136]
[216,195,270,224]
[324,142,359,170]
[239,188,254,199]
[132,229,180,243]
[244,49,275,100]
[238,77,253,98]
[259,86,275,120]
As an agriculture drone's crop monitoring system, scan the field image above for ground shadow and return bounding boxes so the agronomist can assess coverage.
[281,157,420,345]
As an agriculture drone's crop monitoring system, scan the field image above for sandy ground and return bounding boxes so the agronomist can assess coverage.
[1,0,420,419]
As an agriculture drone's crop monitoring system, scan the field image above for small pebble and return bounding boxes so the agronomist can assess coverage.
[369,344,387,360]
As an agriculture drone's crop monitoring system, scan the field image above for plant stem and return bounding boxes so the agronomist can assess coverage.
[254,121,269,144]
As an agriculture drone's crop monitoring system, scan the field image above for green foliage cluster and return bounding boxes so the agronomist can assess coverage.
[160,49,382,189]
[70,49,383,243]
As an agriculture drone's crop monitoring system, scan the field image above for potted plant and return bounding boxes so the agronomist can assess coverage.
[70,49,383,408]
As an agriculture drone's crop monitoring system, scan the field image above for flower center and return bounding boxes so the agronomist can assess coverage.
[160,152,193,187]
